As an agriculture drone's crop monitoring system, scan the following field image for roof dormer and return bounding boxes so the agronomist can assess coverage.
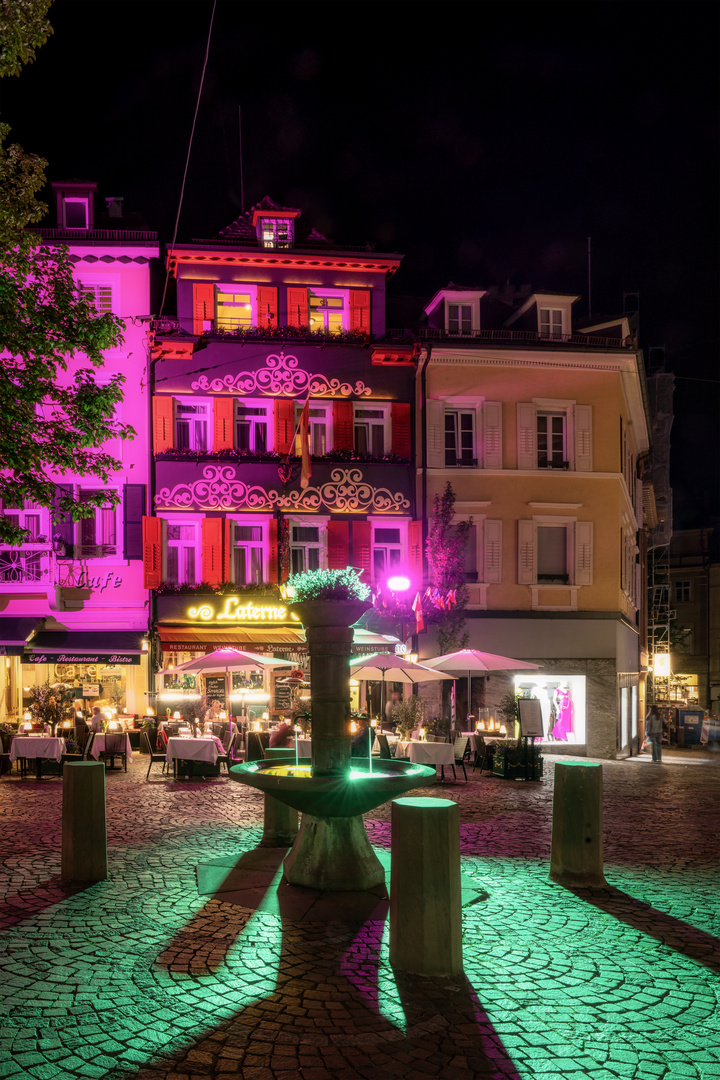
[504,292,579,340]
[251,204,301,249]
[52,180,97,230]
[424,286,486,336]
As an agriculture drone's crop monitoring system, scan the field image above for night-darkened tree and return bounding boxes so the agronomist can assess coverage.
[0,0,130,546]
[425,482,472,654]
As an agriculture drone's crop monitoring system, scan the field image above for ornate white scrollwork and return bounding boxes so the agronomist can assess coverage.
[156,466,409,514]
[191,351,372,398]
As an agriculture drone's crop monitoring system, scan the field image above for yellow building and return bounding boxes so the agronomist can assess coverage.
[415,287,651,758]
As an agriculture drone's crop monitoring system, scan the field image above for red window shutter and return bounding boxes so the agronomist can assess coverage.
[287,287,309,328]
[193,283,214,335]
[275,398,295,454]
[257,286,278,329]
[223,518,232,582]
[352,520,372,577]
[213,397,235,452]
[327,520,350,570]
[408,521,423,580]
[333,400,354,451]
[268,518,279,584]
[152,396,174,453]
[350,290,371,333]
[202,517,224,586]
[391,402,412,459]
[142,516,162,589]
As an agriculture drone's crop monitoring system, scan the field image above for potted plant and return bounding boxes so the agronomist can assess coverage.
[285,568,372,628]
[390,694,426,740]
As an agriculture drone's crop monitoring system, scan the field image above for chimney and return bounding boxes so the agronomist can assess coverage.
[105,196,124,219]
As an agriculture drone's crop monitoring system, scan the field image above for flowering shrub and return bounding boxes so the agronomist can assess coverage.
[288,567,371,602]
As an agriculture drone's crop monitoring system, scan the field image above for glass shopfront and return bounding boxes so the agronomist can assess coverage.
[513,673,587,744]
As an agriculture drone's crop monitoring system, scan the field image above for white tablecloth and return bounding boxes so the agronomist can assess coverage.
[10,736,66,763]
[89,733,133,761]
[166,736,222,764]
[396,740,454,766]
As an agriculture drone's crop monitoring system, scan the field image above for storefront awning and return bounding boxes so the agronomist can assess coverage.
[24,631,146,665]
[158,627,306,652]
[0,617,45,655]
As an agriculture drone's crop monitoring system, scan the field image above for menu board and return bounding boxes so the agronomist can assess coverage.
[274,681,293,713]
[204,676,227,708]
[518,698,544,737]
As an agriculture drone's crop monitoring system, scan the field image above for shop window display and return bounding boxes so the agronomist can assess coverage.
[514,674,586,744]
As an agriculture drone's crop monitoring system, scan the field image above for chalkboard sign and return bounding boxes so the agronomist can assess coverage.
[518,698,544,737]
[204,676,227,708]
[274,681,293,713]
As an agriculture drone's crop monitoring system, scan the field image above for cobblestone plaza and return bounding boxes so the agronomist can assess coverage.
[0,751,717,1079]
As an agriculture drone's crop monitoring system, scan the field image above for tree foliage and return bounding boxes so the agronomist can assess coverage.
[0,1,132,545]
[425,483,472,654]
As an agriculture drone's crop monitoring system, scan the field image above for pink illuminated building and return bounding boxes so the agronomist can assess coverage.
[0,182,159,721]
[147,198,417,718]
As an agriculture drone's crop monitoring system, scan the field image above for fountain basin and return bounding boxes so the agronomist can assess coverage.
[229,758,436,818]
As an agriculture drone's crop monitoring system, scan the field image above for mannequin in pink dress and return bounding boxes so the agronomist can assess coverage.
[551,686,573,740]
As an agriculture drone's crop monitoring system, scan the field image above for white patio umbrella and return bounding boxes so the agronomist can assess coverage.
[170,648,293,716]
[349,652,452,723]
[422,649,540,725]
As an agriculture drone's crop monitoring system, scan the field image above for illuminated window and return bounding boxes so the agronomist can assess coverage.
[539,308,564,339]
[445,409,476,466]
[236,401,270,452]
[175,401,209,451]
[260,219,291,248]
[78,490,117,558]
[309,290,346,333]
[166,523,198,585]
[216,287,255,330]
[354,406,388,455]
[232,524,264,585]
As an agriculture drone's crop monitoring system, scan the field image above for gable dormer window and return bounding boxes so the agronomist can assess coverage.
[261,219,291,248]
[63,198,89,229]
[447,303,473,335]
[539,308,564,339]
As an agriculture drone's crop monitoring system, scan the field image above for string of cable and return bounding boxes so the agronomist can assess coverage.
[158,0,217,319]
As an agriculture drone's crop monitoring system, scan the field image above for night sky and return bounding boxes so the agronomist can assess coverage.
[3,0,718,526]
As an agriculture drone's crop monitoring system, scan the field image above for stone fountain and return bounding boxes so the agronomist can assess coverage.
[230,596,435,891]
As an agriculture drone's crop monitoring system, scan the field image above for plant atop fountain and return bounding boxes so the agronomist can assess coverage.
[287,567,371,602]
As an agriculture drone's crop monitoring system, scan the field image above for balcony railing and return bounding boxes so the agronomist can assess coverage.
[0,545,54,584]
[31,227,158,242]
[385,328,633,350]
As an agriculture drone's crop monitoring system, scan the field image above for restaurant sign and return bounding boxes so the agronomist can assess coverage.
[25,651,141,665]
[156,594,294,627]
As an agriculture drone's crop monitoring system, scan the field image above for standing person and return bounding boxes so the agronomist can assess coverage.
[385,690,401,730]
[645,705,664,763]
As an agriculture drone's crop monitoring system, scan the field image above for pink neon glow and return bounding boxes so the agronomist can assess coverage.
[387,575,411,593]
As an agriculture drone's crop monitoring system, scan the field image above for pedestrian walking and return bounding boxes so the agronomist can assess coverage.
[645,705,664,763]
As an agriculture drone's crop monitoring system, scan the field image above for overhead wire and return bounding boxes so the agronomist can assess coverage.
[158,0,217,319]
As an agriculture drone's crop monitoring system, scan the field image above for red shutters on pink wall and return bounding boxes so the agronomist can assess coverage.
[408,521,423,580]
[193,283,214,335]
[268,518,279,583]
[350,290,371,332]
[333,401,354,451]
[257,286,278,329]
[391,402,411,458]
[275,399,295,454]
[142,517,162,589]
[327,521,350,570]
[287,287,309,328]
[152,397,174,453]
[352,520,372,577]
[213,397,234,452]
[202,518,224,586]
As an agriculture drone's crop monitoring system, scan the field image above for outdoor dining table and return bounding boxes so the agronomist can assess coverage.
[165,735,225,779]
[88,733,134,764]
[395,740,455,779]
[9,736,66,779]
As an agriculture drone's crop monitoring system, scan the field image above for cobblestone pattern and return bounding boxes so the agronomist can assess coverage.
[0,750,717,1079]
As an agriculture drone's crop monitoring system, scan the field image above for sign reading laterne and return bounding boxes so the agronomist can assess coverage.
[187,598,289,624]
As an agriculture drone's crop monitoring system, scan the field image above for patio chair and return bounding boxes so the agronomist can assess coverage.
[471,734,494,772]
[452,736,470,782]
[216,734,237,775]
[246,731,266,762]
[141,730,167,780]
[375,733,393,759]
[99,732,127,772]
[82,732,96,760]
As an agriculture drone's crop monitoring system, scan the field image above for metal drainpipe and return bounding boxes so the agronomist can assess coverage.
[419,345,431,550]
[147,323,158,711]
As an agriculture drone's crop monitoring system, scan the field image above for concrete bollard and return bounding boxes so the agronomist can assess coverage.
[261,748,300,846]
[550,761,606,887]
[390,797,462,976]
[61,762,107,883]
